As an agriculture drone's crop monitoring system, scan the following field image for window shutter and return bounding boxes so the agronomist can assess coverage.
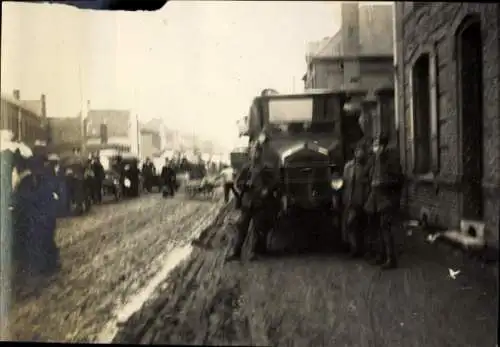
[407,67,415,174]
[429,49,440,173]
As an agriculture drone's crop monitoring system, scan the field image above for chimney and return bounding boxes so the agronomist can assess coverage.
[13,89,20,100]
[41,94,47,118]
[341,2,360,56]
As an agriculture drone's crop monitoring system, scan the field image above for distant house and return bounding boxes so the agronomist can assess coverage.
[303,2,394,92]
[302,2,396,144]
[83,109,140,155]
[0,90,47,147]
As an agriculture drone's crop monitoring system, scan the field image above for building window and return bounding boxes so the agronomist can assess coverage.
[409,51,439,175]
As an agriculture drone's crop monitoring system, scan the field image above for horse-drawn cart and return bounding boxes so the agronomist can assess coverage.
[184,176,219,199]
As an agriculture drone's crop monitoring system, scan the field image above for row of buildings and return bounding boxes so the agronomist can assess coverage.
[0,91,154,157]
[1,92,223,164]
[303,2,500,249]
[0,90,48,147]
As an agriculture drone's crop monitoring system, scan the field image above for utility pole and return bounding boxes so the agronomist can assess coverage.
[78,64,88,154]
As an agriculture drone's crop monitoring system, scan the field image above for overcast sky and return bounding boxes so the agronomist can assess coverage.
[1,1,344,150]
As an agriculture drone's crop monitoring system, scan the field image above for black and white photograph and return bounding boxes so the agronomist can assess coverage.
[0,1,498,346]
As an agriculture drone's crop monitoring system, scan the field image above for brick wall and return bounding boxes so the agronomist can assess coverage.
[396,3,500,247]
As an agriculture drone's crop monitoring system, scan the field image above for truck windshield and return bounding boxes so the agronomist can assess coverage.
[268,97,335,135]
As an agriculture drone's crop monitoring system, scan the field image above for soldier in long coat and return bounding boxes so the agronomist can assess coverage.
[226,143,280,262]
[364,133,403,269]
[342,142,371,257]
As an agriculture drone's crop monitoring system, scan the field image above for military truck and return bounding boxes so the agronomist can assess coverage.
[241,89,365,255]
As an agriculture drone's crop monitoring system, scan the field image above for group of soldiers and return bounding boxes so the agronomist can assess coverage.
[141,156,208,197]
[341,134,403,269]
[224,133,403,270]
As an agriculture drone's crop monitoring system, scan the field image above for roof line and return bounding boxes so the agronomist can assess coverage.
[315,31,342,57]
[1,93,42,116]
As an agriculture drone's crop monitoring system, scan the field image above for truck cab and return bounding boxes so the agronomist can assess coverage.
[246,89,365,214]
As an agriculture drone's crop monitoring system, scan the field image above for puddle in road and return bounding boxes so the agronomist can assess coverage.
[97,244,193,343]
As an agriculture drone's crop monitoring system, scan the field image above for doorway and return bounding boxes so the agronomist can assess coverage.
[457,15,484,221]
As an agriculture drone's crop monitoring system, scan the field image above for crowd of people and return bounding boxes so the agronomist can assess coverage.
[2,142,62,286]
[1,134,230,290]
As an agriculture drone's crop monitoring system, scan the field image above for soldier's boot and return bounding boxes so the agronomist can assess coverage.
[226,216,250,263]
[379,213,398,270]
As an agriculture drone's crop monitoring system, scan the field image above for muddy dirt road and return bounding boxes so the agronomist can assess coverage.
[10,193,225,342]
[115,209,498,347]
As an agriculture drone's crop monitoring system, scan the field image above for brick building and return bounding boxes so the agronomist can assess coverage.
[0,90,47,146]
[395,3,500,247]
[303,2,394,92]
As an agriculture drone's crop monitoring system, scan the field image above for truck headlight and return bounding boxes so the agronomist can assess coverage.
[124,178,131,187]
[330,178,343,190]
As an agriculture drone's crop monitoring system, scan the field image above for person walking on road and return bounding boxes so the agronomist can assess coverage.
[364,133,403,270]
[160,158,177,197]
[218,164,235,203]
[342,142,371,257]
[142,157,156,193]
[91,156,105,203]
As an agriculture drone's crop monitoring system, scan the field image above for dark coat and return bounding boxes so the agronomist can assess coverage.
[239,162,279,212]
[343,159,371,209]
[12,168,59,274]
[91,161,105,181]
[364,146,403,214]
[161,165,176,183]
[142,162,155,177]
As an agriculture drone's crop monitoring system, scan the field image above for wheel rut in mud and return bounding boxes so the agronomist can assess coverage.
[113,205,256,346]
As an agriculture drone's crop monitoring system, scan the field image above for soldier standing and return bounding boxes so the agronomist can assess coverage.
[226,143,279,262]
[342,143,371,257]
[364,134,403,269]
[225,160,253,262]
